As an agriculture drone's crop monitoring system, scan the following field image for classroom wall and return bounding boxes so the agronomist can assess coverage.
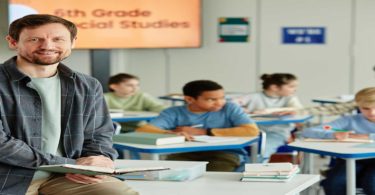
[1,0,375,105]
[259,0,353,104]
[110,0,258,97]
[112,0,361,105]
[353,0,375,91]
[0,0,11,60]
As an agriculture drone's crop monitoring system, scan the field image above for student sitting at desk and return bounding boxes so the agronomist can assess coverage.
[302,87,375,195]
[137,80,259,171]
[104,73,167,132]
[232,73,303,161]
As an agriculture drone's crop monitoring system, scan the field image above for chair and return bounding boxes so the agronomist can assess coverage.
[268,128,300,164]
[113,121,141,159]
[113,121,122,135]
[256,130,267,162]
[234,130,267,172]
[269,145,299,164]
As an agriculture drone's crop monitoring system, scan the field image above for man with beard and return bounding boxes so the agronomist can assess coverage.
[0,14,138,195]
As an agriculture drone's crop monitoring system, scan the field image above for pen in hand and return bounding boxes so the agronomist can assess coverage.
[323,125,352,132]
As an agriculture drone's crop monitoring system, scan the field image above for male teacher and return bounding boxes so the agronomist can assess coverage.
[0,14,138,195]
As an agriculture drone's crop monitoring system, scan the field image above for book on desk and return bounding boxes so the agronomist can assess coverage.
[248,107,296,119]
[253,107,297,115]
[191,135,239,143]
[241,163,299,182]
[249,113,292,119]
[304,138,373,143]
[113,132,186,145]
[115,160,208,181]
[38,164,169,176]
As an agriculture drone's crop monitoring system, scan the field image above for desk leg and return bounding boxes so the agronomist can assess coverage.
[150,154,160,160]
[129,151,141,159]
[250,143,258,163]
[302,152,314,174]
[346,159,356,195]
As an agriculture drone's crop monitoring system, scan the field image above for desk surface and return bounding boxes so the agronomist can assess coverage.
[312,95,354,104]
[114,136,259,154]
[254,115,313,125]
[111,111,312,125]
[159,92,247,102]
[288,140,375,159]
[125,171,319,195]
[159,95,185,102]
[111,111,158,122]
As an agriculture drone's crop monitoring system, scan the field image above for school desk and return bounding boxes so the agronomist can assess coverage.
[111,111,158,122]
[159,94,185,106]
[312,95,354,105]
[312,95,354,123]
[123,169,320,195]
[287,140,375,195]
[114,136,260,163]
[158,92,247,106]
[253,115,313,125]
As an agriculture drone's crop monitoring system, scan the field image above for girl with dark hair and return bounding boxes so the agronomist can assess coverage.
[233,73,303,161]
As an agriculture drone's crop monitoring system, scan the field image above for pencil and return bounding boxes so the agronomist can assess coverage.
[331,128,350,132]
[323,125,350,132]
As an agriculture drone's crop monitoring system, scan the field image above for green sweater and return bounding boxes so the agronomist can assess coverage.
[104,92,166,131]
[104,92,166,112]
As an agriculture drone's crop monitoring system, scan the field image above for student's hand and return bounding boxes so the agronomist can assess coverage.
[65,174,107,184]
[174,126,207,135]
[334,132,350,140]
[75,155,114,169]
[349,133,369,140]
[169,131,193,141]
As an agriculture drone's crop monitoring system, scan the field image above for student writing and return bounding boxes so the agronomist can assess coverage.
[137,80,259,171]
[302,87,375,195]
[104,73,167,132]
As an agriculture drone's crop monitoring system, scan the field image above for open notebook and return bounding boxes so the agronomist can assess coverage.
[191,135,239,143]
[304,138,373,143]
[39,164,169,176]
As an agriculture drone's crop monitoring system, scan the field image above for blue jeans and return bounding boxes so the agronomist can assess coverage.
[322,158,375,195]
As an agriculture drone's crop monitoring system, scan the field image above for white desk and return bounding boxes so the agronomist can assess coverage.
[111,111,158,123]
[114,137,259,163]
[312,96,354,123]
[287,141,375,195]
[253,115,313,125]
[312,96,354,105]
[159,92,247,106]
[125,171,319,195]
[158,94,185,106]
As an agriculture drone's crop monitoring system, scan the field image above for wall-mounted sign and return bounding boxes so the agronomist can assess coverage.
[218,17,249,42]
[9,0,201,48]
[282,27,325,44]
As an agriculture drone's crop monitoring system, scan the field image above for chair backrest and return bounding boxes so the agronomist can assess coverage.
[234,130,267,172]
[255,130,268,163]
[113,121,122,135]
